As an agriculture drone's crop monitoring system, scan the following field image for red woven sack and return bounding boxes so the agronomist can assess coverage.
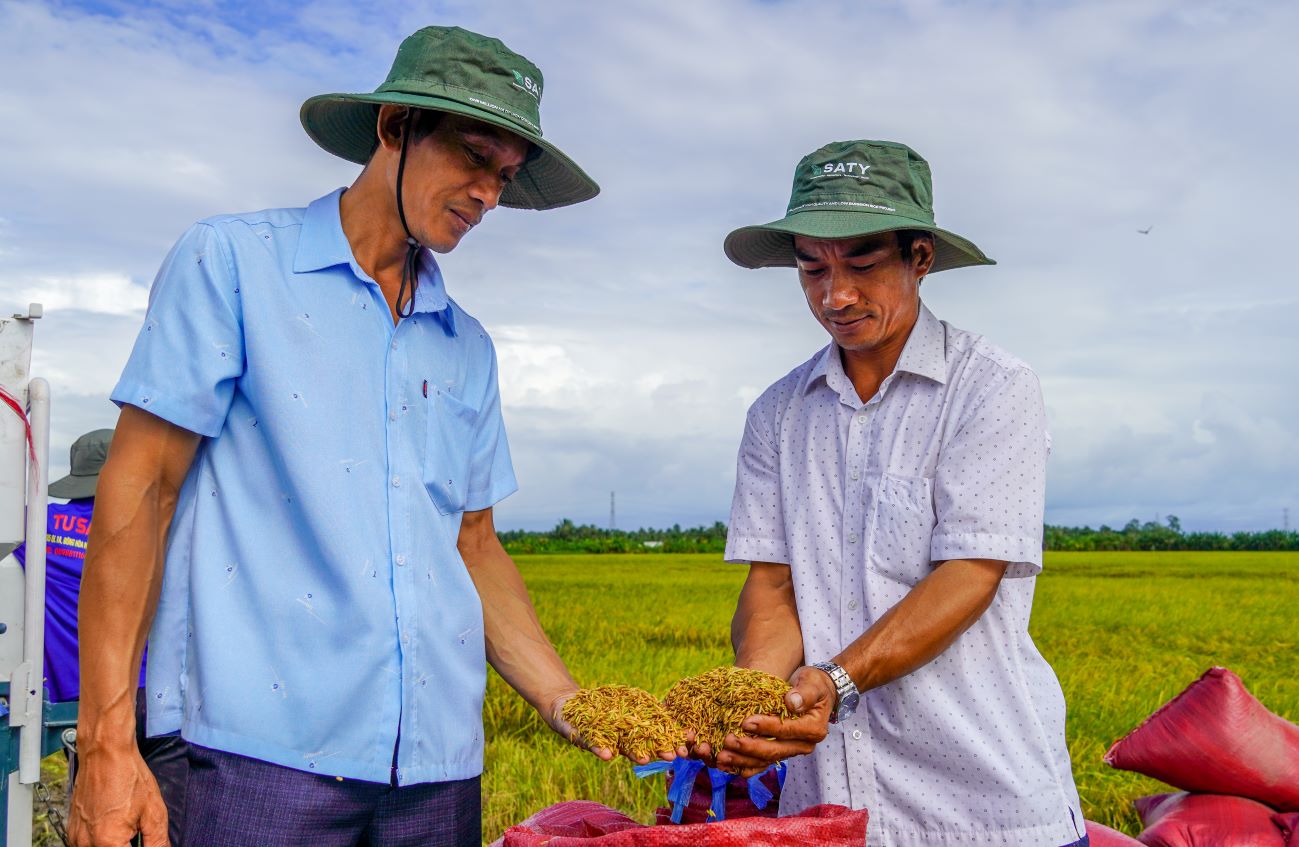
[1273,812,1299,847]
[488,801,642,846]
[1105,667,1299,810]
[1133,792,1285,847]
[501,802,867,846]
[1085,820,1144,846]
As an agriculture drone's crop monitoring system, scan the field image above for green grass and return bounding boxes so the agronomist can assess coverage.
[32,552,1298,844]
[482,551,1299,842]
[481,555,742,840]
[1029,552,1298,836]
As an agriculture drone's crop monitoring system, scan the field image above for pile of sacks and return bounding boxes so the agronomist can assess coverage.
[1088,667,1299,847]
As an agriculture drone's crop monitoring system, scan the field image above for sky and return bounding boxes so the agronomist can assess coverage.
[2,0,1296,532]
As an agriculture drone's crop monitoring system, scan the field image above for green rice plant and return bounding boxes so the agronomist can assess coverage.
[482,551,1299,843]
[37,551,1292,844]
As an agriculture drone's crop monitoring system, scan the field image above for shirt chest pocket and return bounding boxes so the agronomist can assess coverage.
[422,388,479,515]
[866,473,936,587]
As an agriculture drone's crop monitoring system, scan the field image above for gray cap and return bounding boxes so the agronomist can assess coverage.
[49,429,114,499]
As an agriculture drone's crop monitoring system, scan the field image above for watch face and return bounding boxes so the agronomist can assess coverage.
[836,690,860,721]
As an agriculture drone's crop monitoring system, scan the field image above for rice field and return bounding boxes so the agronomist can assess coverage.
[32,551,1298,845]
[481,551,1299,842]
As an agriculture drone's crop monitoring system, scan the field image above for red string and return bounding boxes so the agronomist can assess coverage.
[0,384,37,464]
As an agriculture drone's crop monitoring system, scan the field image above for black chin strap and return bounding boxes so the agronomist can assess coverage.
[394,109,419,319]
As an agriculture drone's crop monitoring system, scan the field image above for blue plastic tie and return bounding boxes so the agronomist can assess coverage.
[632,760,674,779]
[746,771,773,809]
[634,758,705,823]
[635,759,787,823]
[746,761,785,810]
[708,766,731,820]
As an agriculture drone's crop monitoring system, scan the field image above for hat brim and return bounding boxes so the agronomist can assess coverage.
[300,91,599,211]
[724,210,994,273]
[49,472,97,500]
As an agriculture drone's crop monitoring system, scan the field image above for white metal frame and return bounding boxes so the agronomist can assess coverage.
[1,305,47,847]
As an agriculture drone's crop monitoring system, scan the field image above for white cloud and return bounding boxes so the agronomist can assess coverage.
[12,273,147,317]
[493,326,599,410]
[2,0,1296,530]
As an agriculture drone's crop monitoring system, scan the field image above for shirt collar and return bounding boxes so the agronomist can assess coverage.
[805,345,832,389]
[804,301,948,402]
[894,302,947,385]
[294,188,352,274]
[293,188,457,334]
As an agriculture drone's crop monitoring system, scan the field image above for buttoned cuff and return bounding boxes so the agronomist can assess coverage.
[930,532,1042,578]
[724,536,789,565]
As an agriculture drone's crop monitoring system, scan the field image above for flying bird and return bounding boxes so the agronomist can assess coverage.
[1137,226,1153,235]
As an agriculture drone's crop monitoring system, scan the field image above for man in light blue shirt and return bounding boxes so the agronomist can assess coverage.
[70,27,635,847]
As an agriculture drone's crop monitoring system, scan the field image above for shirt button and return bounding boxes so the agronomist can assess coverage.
[389,410,398,422]
[401,631,410,645]
[848,599,859,611]
[395,555,406,566]
[857,414,867,424]
[851,729,863,740]
[848,532,858,543]
[850,470,860,481]
[392,476,401,487]
[391,341,398,350]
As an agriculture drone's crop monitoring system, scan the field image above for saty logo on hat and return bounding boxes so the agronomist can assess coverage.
[810,160,872,180]
[724,139,994,274]
[511,69,542,102]
[300,25,597,211]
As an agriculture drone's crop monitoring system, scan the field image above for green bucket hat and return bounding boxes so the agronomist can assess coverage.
[300,26,598,210]
[49,428,113,500]
[724,139,993,273]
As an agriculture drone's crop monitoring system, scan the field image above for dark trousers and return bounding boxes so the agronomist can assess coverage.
[134,689,188,846]
[66,689,188,846]
[182,744,481,847]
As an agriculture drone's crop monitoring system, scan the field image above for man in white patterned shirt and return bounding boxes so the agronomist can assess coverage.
[712,140,1087,847]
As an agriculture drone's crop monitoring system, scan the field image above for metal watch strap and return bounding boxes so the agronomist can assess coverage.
[812,661,857,723]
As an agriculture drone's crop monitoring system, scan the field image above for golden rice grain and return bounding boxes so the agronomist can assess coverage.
[662,666,792,749]
[561,685,684,760]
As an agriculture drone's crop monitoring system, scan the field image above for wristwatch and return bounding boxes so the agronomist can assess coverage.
[812,661,860,724]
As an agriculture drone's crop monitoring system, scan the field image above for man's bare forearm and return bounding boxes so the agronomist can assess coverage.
[731,561,804,679]
[77,407,199,752]
[834,558,1007,693]
[716,559,1006,775]
[719,562,827,772]
[458,509,576,718]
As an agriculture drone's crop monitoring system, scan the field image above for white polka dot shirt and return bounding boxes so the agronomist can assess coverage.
[725,304,1084,847]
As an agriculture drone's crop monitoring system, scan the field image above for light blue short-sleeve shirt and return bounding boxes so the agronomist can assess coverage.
[112,188,517,784]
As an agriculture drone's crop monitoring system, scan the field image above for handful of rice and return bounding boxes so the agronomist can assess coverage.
[561,684,683,760]
[663,666,793,749]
